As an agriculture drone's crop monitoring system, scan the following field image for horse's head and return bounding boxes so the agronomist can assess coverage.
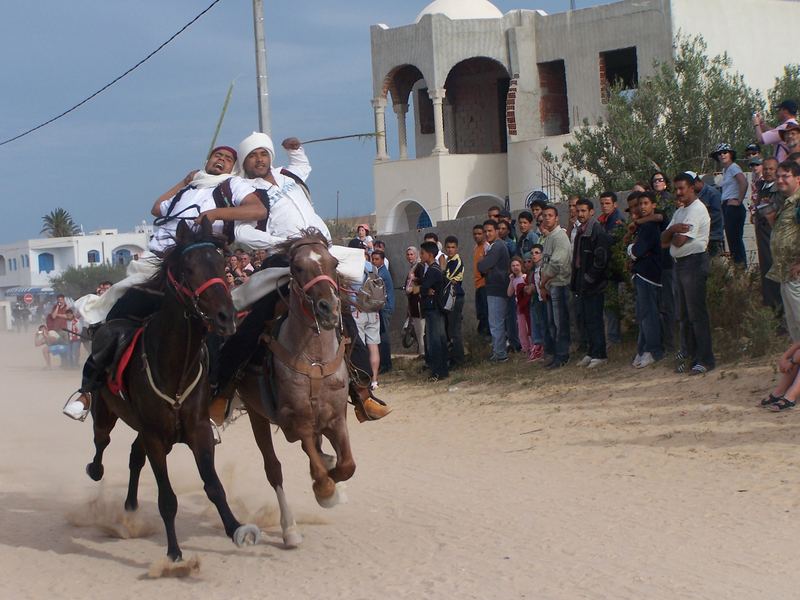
[286,230,340,331]
[167,219,236,336]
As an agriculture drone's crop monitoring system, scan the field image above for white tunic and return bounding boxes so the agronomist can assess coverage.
[148,186,226,253]
[230,147,331,249]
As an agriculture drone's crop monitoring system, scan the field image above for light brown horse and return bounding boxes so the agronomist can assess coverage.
[235,230,355,547]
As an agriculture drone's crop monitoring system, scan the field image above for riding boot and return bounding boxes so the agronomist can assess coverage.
[342,311,392,422]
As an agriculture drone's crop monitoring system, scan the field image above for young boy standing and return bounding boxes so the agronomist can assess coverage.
[525,244,546,361]
[420,241,449,382]
[628,191,664,367]
[444,236,465,367]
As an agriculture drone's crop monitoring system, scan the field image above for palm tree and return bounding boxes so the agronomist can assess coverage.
[41,208,81,238]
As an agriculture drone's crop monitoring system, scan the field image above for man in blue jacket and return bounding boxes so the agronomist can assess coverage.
[419,241,448,381]
[478,220,511,362]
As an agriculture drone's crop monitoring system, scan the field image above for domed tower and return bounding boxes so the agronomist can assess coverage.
[415,0,503,22]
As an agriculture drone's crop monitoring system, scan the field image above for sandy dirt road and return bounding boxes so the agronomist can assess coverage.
[1,329,799,599]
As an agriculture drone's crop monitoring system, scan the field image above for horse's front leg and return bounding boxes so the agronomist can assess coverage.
[142,434,182,562]
[86,391,117,482]
[124,435,146,511]
[323,418,356,484]
[247,408,302,548]
[300,434,342,509]
[186,418,260,548]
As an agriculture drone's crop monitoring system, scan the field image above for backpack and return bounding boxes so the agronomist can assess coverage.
[356,268,386,312]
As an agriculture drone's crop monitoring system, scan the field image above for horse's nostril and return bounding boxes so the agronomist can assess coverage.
[318,299,332,314]
[217,311,228,323]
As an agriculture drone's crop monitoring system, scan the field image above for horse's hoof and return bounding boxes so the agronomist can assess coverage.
[233,524,261,547]
[315,482,346,509]
[85,463,103,482]
[282,526,303,549]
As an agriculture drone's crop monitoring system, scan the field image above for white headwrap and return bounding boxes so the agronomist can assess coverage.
[237,132,276,175]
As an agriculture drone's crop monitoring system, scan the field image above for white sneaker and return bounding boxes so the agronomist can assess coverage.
[577,355,592,367]
[636,352,656,368]
[632,354,643,368]
[587,358,608,369]
[63,400,89,421]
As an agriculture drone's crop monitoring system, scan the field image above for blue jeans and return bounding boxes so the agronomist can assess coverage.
[635,276,663,359]
[545,285,570,362]
[424,308,449,378]
[580,293,607,359]
[487,295,508,360]
[723,203,747,267]
[529,299,547,346]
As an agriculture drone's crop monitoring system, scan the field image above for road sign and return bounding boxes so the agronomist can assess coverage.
[23,293,34,305]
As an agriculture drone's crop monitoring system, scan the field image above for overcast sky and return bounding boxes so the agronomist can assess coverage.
[0,0,608,243]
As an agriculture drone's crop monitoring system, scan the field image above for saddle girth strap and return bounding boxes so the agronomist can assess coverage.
[266,335,350,401]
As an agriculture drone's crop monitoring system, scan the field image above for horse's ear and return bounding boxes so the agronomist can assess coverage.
[176,220,192,244]
[199,215,213,238]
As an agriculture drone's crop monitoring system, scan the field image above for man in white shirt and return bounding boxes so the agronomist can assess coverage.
[212,133,390,424]
[661,172,715,375]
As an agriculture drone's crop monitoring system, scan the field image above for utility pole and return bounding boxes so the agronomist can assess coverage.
[252,0,272,135]
[570,0,576,9]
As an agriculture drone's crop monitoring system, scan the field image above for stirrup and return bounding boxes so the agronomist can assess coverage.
[63,391,91,422]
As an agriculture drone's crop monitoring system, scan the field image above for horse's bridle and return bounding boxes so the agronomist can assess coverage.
[285,240,342,334]
[166,242,230,325]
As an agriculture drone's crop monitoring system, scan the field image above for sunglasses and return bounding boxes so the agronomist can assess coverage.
[652,177,665,183]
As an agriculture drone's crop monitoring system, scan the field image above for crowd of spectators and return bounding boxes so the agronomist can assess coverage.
[355,99,800,410]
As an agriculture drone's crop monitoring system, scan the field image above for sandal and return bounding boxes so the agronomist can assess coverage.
[768,397,796,412]
[761,394,782,407]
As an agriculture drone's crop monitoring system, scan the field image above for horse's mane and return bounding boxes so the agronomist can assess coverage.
[138,229,227,293]
[272,228,330,258]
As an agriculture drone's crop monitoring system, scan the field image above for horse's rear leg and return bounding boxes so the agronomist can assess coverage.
[124,435,146,511]
[142,436,182,561]
[187,421,260,548]
[247,409,302,548]
[86,392,117,482]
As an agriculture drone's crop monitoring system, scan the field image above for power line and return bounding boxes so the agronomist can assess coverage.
[0,0,224,148]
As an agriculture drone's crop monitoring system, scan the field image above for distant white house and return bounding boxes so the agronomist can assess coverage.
[0,228,148,301]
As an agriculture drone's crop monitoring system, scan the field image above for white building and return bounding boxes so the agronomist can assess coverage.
[0,229,148,299]
[370,0,799,233]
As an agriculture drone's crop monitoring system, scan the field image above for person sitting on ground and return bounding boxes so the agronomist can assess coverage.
[763,340,800,412]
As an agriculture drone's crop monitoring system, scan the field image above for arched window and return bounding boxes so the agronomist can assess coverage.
[21,254,29,268]
[114,248,132,266]
[0,256,6,276]
[87,250,100,264]
[38,253,55,273]
[10,258,16,271]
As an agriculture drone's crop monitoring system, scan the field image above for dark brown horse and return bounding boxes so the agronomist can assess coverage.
[86,219,259,562]
[235,230,355,547]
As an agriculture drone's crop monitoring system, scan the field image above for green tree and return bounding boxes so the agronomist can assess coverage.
[41,208,81,238]
[50,264,127,299]
[543,35,764,196]
[767,64,800,123]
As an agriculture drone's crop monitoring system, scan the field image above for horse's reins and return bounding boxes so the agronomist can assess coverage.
[142,241,228,409]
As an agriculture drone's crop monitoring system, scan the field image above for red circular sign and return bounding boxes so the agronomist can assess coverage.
[23,293,34,305]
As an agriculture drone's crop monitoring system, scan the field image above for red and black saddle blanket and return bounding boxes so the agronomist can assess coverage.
[107,327,144,396]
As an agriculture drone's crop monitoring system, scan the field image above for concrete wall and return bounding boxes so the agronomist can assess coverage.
[670,0,800,96]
